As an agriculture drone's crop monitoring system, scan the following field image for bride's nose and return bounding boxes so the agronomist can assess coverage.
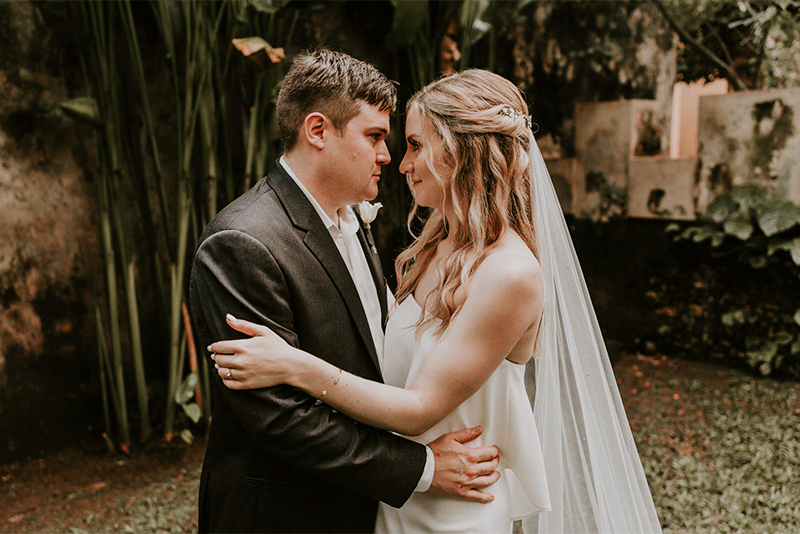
[399,153,413,174]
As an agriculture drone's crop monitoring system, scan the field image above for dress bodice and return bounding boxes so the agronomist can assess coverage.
[377,297,551,531]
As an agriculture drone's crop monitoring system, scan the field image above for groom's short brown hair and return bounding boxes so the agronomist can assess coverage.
[276,49,397,151]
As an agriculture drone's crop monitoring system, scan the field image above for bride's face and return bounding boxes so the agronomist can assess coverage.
[399,109,451,209]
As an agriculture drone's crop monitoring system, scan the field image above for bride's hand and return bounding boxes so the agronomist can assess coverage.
[209,314,299,391]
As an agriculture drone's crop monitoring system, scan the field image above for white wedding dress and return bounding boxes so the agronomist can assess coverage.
[375,297,551,534]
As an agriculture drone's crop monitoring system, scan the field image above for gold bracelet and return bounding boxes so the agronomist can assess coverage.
[319,367,343,397]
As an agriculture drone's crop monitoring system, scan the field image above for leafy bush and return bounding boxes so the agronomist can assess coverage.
[654,184,800,377]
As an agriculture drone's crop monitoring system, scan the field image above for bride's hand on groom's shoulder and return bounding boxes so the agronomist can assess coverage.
[209,314,297,391]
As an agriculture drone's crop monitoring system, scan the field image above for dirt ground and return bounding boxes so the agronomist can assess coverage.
[0,351,774,533]
[0,436,206,533]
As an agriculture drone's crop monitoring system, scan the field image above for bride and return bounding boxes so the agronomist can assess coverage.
[209,69,661,533]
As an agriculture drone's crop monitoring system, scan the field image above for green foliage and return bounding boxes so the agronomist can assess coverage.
[56,97,102,127]
[663,0,800,88]
[669,183,800,267]
[386,0,430,52]
[175,372,202,443]
[732,1,800,88]
[458,0,533,72]
[662,184,800,377]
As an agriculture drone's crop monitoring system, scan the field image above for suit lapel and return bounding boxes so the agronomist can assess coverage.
[267,164,383,376]
[356,221,388,328]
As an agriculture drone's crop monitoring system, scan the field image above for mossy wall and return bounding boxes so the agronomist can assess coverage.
[696,88,800,213]
[0,1,102,458]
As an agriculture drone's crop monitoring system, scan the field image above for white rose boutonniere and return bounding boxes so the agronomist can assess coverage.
[357,201,382,229]
[356,201,382,255]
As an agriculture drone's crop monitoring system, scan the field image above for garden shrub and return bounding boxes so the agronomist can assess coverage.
[650,184,800,378]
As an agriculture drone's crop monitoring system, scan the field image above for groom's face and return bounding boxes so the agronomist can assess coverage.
[323,101,391,206]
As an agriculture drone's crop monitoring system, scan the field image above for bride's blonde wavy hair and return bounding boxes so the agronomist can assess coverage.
[394,69,537,333]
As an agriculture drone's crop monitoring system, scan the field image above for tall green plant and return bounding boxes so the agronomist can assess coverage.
[72,0,153,450]
[60,0,295,449]
[151,0,211,443]
[151,0,294,441]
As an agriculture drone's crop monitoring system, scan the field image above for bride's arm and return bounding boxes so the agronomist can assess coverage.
[211,255,542,436]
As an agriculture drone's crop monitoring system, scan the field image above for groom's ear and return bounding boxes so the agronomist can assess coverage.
[303,112,327,150]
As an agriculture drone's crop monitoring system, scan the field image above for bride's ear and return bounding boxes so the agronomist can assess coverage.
[303,112,327,150]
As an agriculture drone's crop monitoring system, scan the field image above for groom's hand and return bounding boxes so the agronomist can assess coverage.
[427,426,501,503]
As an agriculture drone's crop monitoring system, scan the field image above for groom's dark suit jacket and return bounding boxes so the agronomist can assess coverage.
[189,162,427,533]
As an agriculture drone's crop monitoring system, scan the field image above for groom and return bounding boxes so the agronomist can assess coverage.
[189,49,500,533]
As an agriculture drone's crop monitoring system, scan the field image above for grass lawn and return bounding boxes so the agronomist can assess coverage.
[618,353,800,534]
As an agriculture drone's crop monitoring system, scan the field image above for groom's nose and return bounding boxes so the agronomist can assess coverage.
[376,140,391,165]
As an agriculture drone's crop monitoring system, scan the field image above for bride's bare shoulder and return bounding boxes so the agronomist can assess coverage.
[470,232,542,301]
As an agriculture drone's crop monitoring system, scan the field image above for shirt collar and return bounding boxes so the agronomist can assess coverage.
[337,203,360,239]
[280,155,357,235]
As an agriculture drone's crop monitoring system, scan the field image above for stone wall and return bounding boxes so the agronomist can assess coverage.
[553,87,800,221]
[0,1,101,456]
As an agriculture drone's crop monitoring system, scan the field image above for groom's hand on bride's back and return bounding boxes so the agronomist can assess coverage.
[427,425,501,503]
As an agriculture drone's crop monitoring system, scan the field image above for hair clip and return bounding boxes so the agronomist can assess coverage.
[498,107,532,130]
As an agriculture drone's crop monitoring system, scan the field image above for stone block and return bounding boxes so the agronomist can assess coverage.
[575,99,668,219]
[628,157,696,220]
[696,88,800,212]
[544,157,582,216]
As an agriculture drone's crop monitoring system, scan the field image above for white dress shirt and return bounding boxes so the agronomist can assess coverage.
[280,157,434,492]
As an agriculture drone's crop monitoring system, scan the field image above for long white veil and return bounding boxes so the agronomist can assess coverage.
[522,137,662,533]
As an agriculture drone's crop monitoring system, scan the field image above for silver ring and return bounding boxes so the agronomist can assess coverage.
[226,368,232,379]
